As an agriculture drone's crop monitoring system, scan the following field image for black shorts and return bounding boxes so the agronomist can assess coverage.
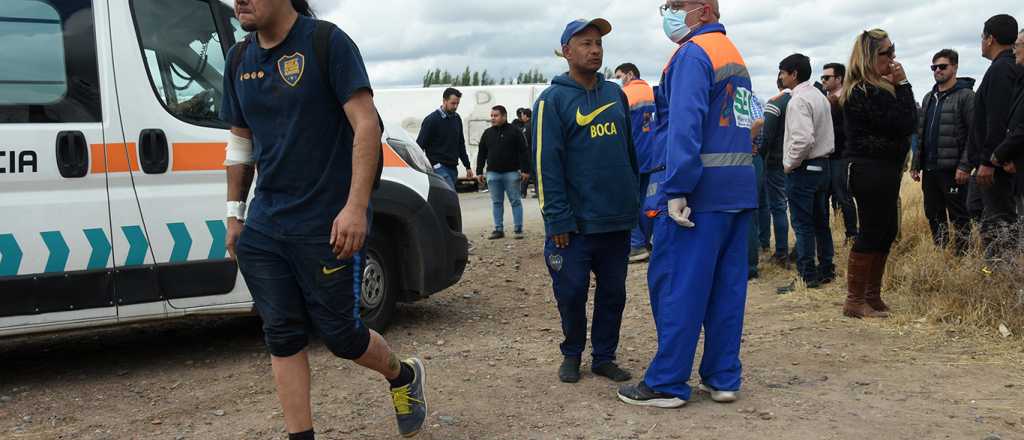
[236,226,371,359]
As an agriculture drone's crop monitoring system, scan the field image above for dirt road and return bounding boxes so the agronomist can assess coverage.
[1,193,1022,439]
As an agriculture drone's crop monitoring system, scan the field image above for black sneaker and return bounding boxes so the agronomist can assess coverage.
[488,231,505,240]
[592,362,632,382]
[805,277,822,289]
[617,382,686,408]
[559,356,581,383]
[514,230,524,240]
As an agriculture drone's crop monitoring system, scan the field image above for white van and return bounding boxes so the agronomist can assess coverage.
[0,0,468,336]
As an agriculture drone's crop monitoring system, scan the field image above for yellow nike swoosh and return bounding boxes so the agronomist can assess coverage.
[576,102,617,126]
[322,265,349,276]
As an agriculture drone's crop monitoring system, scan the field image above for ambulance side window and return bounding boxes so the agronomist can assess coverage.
[0,0,101,123]
[131,0,228,128]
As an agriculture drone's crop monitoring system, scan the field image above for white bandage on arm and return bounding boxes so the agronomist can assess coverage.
[224,132,254,166]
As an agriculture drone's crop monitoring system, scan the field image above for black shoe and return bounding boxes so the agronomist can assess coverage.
[819,273,836,285]
[488,231,505,240]
[804,277,822,289]
[559,357,581,383]
[748,270,760,280]
[771,254,788,268]
[776,280,797,295]
[617,382,686,408]
[514,230,524,240]
[592,362,632,382]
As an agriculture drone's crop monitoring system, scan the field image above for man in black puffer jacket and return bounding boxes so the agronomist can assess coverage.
[911,49,975,254]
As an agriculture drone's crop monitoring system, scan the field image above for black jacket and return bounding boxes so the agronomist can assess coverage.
[475,123,531,175]
[842,83,918,163]
[913,78,975,172]
[968,49,1024,168]
[828,93,846,159]
[511,119,531,149]
[993,76,1024,166]
[762,91,792,169]
[417,109,471,168]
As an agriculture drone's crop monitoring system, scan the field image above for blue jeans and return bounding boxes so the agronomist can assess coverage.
[487,171,524,232]
[785,159,835,282]
[765,165,789,256]
[748,155,765,274]
[435,164,459,190]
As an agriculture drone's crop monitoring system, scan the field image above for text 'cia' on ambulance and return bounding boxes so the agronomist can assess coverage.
[0,0,469,337]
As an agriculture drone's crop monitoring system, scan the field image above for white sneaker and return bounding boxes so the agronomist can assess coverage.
[699,384,738,403]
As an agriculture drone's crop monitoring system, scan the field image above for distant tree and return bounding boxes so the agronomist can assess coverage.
[472,72,480,86]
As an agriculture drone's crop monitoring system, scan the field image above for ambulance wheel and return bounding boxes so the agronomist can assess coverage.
[360,236,398,332]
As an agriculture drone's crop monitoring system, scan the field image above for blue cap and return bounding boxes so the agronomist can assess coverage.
[560,18,612,46]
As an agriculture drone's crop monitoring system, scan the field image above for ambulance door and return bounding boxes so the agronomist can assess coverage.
[109,0,248,315]
[0,0,121,329]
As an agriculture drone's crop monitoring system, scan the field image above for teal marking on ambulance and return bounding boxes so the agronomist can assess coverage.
[40,231,70,273]
[167,223,192,263]
[0,233,23,276]
[206,220,227,260]
[83,228,111,270]
[122,226,149,266]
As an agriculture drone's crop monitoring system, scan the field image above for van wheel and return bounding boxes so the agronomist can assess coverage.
[360,237,398,332]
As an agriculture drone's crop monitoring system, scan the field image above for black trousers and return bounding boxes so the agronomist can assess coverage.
[829,158,859,238]
[979,168,1019,257]
[921,168,970,253]
[849,159,902,254]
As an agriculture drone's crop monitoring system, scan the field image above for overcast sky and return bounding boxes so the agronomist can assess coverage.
[312,1,1022,100]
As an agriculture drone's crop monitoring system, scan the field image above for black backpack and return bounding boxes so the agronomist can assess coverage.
[229,20,384,188]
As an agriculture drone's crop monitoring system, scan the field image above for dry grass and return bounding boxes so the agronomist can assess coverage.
[841,177,1023,343]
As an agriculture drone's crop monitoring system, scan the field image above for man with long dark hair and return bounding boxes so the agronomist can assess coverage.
[222,0,426,438]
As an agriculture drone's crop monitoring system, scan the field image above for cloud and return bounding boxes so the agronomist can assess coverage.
[315,1,1021,99]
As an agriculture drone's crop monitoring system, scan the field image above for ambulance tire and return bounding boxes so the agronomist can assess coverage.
[361,234,398,332]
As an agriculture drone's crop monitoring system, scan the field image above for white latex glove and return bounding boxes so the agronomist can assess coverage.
[667,198,696,228]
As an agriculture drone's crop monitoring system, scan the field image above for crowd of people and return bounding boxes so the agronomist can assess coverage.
[218,0,1024,437]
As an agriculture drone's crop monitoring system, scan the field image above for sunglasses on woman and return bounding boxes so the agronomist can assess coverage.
[878,44,896,59]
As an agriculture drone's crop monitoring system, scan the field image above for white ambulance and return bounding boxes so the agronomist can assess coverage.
[0,0,469,336]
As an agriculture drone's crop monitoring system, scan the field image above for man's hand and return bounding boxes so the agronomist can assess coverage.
[910,170,921,182]
[1005,162,1018,174]
[330,206,368,259]
[551,233,570,249]
[668,198,696,228]
[226,218,243,260]
[955,169,970,186]
[520,172,530,183]
[476,175,486,186]
[466,168,476,180]
[977,164,995,188]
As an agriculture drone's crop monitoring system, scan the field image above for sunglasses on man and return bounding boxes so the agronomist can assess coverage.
[930,64,950,72]
[821,75,838,82]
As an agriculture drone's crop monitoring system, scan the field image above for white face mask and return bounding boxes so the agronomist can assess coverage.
[608,77,623,87]
[663,6,704,44]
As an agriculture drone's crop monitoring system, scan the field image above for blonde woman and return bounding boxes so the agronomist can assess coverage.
[840,29,918,319]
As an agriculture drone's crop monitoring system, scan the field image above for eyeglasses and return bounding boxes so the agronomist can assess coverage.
[878,44,896,59]
[821,75,837,82]
[659,1,702,16]
[930,64,950,72]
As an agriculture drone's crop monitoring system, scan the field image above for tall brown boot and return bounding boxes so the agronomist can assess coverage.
[865,253,891,314]
[843,251,888,319]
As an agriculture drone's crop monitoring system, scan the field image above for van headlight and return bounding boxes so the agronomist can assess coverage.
[385,137,434,174]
